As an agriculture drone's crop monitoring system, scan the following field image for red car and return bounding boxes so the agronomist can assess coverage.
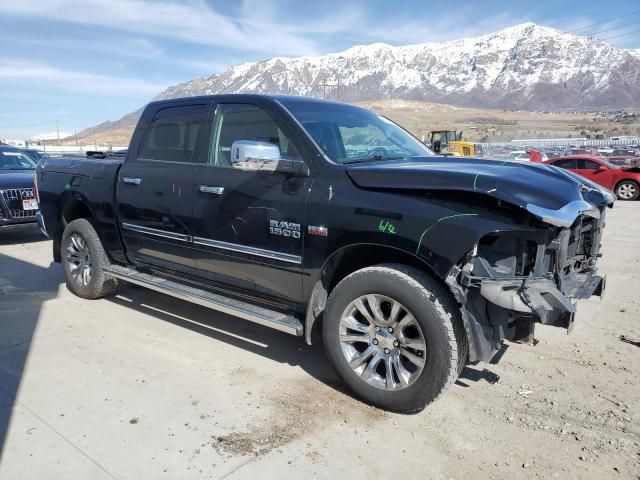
[544,155,640,201]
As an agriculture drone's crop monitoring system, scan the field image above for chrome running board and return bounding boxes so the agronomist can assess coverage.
[103,265,303,336]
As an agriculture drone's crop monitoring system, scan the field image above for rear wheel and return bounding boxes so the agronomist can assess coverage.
[323,264,464,412]
[61,218,118,299]
[615,180,639,201]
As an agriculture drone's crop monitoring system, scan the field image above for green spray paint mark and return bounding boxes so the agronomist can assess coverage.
[473,161,510,191]
[378,219,396,234]
[415,213,478,254]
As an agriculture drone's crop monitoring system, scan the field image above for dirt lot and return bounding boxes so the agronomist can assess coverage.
[0,203,639,480]
[359,99,640,143]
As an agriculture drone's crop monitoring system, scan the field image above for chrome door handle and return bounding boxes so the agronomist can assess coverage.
[199,185,224,195]
[122,177,142,185]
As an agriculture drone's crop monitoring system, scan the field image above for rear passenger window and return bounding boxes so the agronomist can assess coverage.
[139,106,208,163]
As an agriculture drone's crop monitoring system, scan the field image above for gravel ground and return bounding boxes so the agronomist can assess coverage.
[0,202,638,480]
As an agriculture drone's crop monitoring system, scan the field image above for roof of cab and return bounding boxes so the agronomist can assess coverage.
[146,93,351,109]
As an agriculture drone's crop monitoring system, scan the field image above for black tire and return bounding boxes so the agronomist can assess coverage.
[61,218,118,299]
[615,180,639,201]
[323,264,465,413]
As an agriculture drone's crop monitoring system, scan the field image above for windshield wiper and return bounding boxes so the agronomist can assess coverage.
[343,155,407,165]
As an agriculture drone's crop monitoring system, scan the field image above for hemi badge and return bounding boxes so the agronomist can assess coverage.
[307,226,328,237]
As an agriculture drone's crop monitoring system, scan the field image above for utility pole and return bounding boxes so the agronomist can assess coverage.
[317,80,328,98]
[56,120,60,146]
[317,74,342,100]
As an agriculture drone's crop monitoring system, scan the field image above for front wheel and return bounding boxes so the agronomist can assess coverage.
[323,264,464,413]
[61,218,118,299]
[615,180,639,201]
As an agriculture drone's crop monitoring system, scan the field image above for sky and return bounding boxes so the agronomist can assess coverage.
[1,0,640,140]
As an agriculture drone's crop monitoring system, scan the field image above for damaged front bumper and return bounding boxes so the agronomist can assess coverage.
[477,273,605,330]
[447,206,608,364]
[449,270,606,364]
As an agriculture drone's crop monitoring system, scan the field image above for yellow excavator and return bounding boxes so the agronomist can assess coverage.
[427,130,482,157]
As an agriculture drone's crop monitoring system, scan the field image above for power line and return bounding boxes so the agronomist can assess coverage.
[566,9,640,33]
[600,27,640,41]
[588,19,640,36]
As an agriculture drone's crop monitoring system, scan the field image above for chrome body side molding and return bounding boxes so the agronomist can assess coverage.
[121,223,302,264]
[121,222,192,242]
[193,237,302,264]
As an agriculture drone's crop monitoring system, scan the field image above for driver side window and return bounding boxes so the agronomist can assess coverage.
[209,104,300,167]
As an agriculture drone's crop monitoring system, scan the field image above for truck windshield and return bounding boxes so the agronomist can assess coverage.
[0,150,37,170]
[282,100,433,163]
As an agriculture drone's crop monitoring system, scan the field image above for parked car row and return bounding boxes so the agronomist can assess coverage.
[483,145,640,163]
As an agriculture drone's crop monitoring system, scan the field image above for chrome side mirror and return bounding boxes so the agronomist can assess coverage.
[230,140,281,172]
[230,140,309,176]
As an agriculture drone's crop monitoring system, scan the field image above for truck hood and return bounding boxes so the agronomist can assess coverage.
[345,157,615,228]
[0,170,35,189]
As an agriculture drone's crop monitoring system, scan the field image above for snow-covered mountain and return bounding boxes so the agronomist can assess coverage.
[155,22,640,111]
[79,23,640,140]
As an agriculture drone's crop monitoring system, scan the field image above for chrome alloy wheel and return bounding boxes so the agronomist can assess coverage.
[617,182,638,200]
[339,294,426,391]
[66,233,93,287]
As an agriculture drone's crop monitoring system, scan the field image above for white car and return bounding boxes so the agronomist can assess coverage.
[510,150,550,162]
[509,150,529,161]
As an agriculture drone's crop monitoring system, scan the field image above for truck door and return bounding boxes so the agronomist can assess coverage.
[191,102,311,307]
[116,103,210,273]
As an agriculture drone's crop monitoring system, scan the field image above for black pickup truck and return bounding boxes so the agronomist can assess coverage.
[36,95,613,412]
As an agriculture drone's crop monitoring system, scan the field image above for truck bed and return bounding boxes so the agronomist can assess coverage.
[38,156,126,263]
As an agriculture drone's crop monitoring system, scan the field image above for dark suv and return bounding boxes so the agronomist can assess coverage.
[0,146,39,228]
